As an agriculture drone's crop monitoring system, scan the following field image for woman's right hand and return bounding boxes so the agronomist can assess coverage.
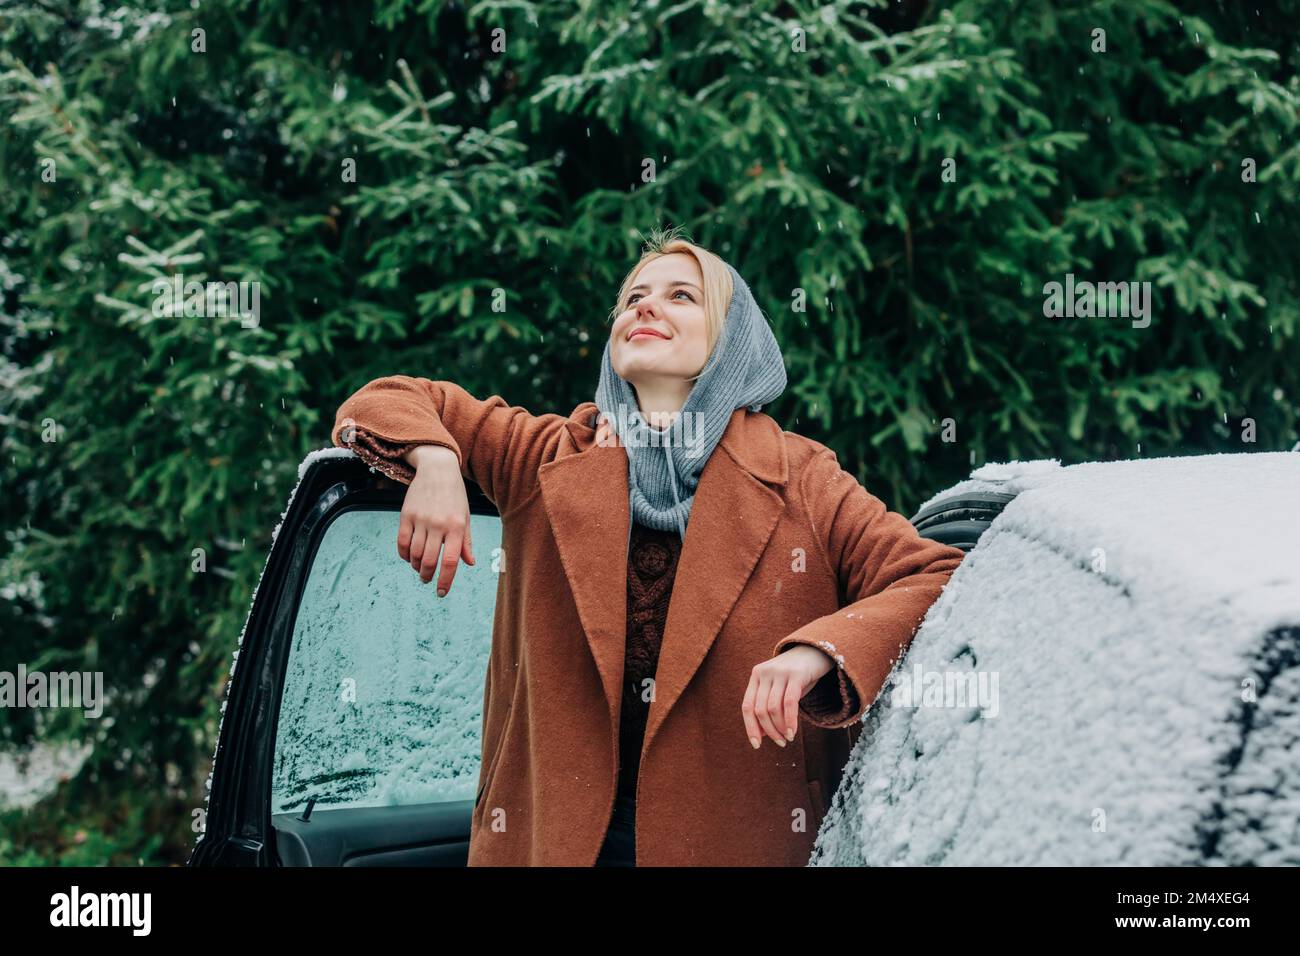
[399,444,476,596]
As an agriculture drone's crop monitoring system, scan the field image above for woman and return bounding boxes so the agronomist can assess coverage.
[331,232,966,866]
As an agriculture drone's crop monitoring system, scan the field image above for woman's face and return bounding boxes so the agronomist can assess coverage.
[610,253,711,388]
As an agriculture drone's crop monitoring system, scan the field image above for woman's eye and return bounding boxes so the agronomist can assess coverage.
[625,290,691,307]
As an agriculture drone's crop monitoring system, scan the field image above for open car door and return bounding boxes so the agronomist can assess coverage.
[189,449,502,866]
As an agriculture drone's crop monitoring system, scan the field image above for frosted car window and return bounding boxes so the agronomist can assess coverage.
[271,508,501,814]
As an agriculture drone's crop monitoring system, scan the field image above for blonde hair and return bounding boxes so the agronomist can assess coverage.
[607,226,733,381]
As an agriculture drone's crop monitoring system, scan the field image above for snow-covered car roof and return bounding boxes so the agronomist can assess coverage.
[814,451,1300,866]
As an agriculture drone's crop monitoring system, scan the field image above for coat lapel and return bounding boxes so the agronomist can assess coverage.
[538,406,789,752]
[538,437,630,731]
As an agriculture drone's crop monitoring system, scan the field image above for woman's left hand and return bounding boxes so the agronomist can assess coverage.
[742,645,835,749]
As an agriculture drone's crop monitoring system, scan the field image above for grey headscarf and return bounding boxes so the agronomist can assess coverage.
[594,260,787,546]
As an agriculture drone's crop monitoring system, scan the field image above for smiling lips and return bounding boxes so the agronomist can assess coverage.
[628,327,669,341]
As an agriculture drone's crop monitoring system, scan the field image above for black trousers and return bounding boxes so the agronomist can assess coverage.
[595,793,636,866]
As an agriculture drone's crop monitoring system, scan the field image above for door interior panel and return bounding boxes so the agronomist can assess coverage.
[273,801,474,866]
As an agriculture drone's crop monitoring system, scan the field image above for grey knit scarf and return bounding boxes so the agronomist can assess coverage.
[594,261,787,544]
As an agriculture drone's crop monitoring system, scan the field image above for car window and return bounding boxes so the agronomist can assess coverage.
[270,508,502,814]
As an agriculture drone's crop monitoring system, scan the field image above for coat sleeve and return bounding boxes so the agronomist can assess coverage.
[331,375,572,513]
[772,447,967,729]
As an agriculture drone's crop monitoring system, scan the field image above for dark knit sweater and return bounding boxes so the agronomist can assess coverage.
[619,520,682,801]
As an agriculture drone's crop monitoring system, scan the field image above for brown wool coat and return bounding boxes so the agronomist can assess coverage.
[331,376,966,866]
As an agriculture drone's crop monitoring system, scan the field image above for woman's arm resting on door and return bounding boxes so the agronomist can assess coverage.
[331,375,571,512]
[771,447,967,729]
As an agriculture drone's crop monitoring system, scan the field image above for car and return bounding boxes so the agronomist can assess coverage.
[189,448,1300,866]
[812,452,1300,866]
